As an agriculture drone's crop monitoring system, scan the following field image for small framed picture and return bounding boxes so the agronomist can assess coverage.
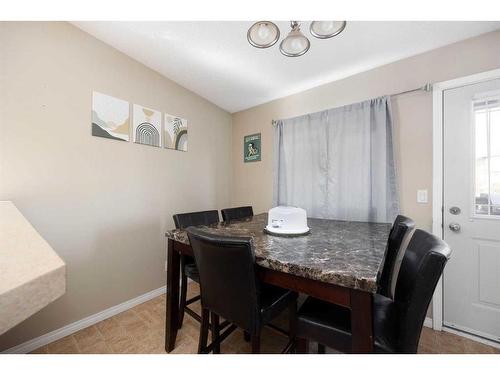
[164,114,188,152]
[244,133,261,163]
[92,91,130,142]
[133,104,161,147]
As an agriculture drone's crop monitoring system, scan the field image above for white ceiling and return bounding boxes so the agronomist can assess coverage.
[73,21,500,113]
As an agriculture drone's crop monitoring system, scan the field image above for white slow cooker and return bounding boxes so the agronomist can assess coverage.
[265,206,310,235]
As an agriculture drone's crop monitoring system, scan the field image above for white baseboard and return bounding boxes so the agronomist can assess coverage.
[423,317,433,328]
[2,285,166,354]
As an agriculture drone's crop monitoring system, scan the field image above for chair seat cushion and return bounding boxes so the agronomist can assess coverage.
[297,296,352,352]
[259,283,298,324]
[296,294,398,353]
[184,262,200,283]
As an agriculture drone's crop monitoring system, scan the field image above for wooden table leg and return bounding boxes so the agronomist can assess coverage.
[165,238,180,352]
[350,289,373,353]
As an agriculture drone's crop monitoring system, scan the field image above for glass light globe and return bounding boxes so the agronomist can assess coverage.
[310,21,346,39]
[257,24,270,40]
[247,21,280,48]
[279,26,310,57]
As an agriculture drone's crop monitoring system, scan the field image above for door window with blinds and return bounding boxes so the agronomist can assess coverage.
[474,94,500,216]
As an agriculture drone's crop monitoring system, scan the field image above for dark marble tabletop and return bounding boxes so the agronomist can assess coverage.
[165,213,391,292]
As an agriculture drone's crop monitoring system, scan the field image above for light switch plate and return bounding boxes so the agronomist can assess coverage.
[417,189,428,203]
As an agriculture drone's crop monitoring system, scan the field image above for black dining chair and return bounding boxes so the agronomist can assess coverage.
[377,215,415,298]
[294,229,451,354]
[186,227,298,354]
[173,210,220,328]
[221,205,273,343]
[221,206,254,222]
[300,213,414,352]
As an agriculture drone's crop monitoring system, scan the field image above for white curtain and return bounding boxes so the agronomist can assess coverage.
[273,96,399,223]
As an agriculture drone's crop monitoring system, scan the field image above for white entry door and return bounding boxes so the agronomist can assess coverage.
[443,78,500,343]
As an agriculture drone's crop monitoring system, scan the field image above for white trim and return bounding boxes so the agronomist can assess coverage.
[433,69,500,91]
[432,67,500,333]
[2,285,166,354]
[432,85,444,331]
[423,317,433,329]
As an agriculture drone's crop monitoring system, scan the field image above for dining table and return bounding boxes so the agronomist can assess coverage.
[164,213,392,353]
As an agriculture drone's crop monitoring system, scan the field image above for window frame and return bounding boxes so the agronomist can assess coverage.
[471,93,500,219]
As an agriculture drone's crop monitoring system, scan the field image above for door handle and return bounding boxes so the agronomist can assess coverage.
[449,223,461,232]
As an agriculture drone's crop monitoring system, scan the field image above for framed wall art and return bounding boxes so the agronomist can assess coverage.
[91,91,130,142]
[164,114,188,152]
[244,133,261,163]
[133,104,162,147]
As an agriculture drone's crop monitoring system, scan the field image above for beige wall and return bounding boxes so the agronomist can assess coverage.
[232,30,500,231]
[0,22,232,350]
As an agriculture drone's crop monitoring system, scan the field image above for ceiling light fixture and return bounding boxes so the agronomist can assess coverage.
[279,21,310,57]
[309,21,346,39]
[247,20,346,57]
[247,21,280,48]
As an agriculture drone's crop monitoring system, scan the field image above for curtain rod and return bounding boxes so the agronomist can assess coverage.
[392,83,433,97]
[271,83,433,125]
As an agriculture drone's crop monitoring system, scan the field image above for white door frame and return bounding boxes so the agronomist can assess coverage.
[431,67,500,331]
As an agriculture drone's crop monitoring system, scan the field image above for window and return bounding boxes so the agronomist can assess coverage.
[474,97,500,216]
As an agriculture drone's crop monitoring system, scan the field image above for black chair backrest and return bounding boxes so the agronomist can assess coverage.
[378,215,415,298]
[221,206,254,222]
[173,210,219,229]
[393,229,451,353]
[186,228,261,333]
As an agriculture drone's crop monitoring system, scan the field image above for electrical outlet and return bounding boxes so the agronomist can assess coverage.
[417,189,428,203]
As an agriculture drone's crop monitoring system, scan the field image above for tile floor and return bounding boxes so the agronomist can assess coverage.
[30,284,499,354]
